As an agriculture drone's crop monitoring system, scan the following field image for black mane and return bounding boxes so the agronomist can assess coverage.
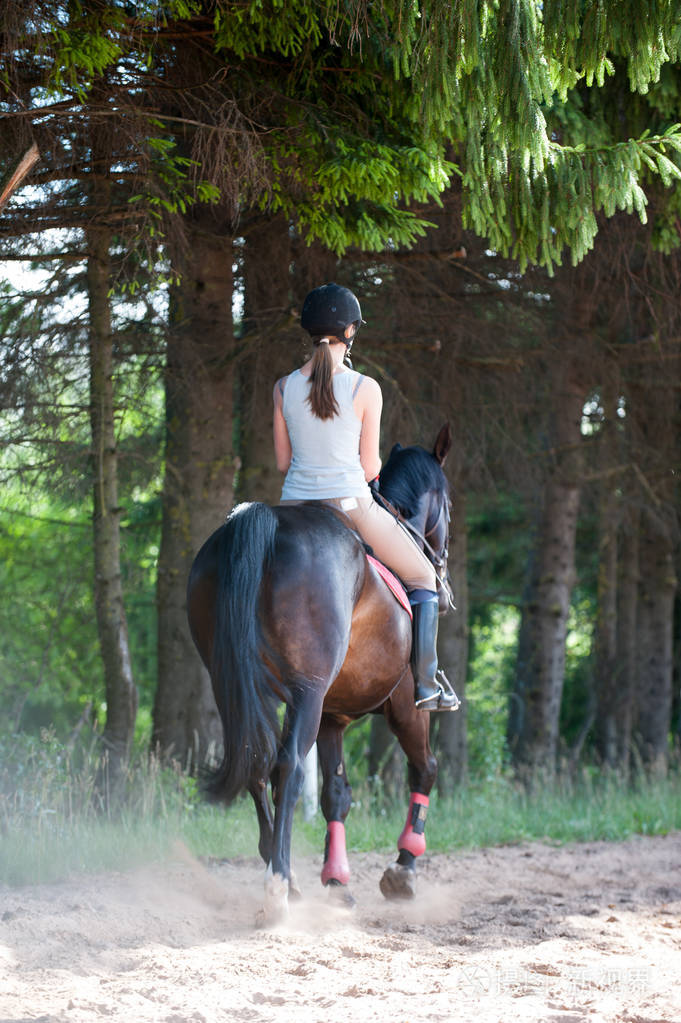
[378,443,448,519]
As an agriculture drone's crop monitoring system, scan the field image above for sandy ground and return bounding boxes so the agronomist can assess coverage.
[1,832,680,1023]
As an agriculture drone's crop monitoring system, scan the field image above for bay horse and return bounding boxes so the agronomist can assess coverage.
[187,424,453,924]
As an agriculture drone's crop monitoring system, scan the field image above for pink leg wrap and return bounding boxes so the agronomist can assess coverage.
[397,792,429,857]
[321,821,350,886]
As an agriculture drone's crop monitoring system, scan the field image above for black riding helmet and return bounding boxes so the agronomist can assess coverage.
[300,283,365,341]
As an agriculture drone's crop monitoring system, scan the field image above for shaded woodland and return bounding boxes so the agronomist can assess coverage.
[1,2,679,793]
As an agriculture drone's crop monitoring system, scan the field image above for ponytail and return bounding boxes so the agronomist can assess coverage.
[306,339,341,420]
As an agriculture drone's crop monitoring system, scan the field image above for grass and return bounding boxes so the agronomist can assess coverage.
[1,730,680,887]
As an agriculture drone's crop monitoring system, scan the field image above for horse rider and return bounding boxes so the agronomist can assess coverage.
[272,282,458,711]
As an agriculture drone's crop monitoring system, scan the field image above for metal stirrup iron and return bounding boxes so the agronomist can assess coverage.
[415,669,461,711]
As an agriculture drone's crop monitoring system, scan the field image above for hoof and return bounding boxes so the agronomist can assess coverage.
[289,870,302,901]
[379,863,417,901]
[325,878,356,909]
[256,868,289,927]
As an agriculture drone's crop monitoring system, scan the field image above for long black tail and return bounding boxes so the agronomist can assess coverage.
[204,502,281,804]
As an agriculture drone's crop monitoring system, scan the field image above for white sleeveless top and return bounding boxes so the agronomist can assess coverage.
[280,368,370,500]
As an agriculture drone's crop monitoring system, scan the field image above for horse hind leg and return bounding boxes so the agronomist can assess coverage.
[248,777,274,869]
[257,690,324,926]
[379,794,428,901]
[379,683,438,901]
[251,766,303,902]
[317,715,355,908]
[247,776,291,930]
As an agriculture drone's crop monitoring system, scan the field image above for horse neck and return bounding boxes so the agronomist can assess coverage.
[413,490,436,537]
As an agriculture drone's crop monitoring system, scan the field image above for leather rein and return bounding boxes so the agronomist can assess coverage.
[372,489,456,611]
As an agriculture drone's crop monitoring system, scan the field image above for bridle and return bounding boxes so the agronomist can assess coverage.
[373,489,456,612]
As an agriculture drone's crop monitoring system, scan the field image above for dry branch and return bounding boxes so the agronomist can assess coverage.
[0,142,40,211]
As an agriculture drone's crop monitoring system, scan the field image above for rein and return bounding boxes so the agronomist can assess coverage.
[372,490,456,611]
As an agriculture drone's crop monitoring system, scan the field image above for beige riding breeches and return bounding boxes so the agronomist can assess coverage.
[280,495,436,593]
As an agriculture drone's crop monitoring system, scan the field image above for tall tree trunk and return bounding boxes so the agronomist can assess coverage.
[593,394,620,768]
[86,223,138,785]
[593,484,619,766]
[507,375,584,778]
[236,229,339,507]
[236,220,337,504]
[615,507,640,771]
[433,483,469,793]
[152,208,235,768]
[237,214,294,504]
[633,506,677,774]
[628,367,679,775]
[673,586,681,752]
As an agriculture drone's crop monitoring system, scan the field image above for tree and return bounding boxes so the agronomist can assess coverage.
[579,191,681,775]
[628,364,679,773]
[507,367,585,776]
[235,216,337,506]
[0,236,163,744]
[86,212,138,785]
[235,214,298,506]
[592,389,622,769]
[152,202,235,764]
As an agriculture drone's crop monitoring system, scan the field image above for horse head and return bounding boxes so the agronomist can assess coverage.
[378,423,453,614]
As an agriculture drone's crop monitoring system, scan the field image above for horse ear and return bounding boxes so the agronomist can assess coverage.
[389,442,402,458]
[433,423,452,466]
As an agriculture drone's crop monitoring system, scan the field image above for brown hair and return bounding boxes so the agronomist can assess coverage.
[306,338,342,420]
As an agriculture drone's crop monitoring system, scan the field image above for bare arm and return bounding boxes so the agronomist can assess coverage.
[355,376,383,481]
[273,378,292,473]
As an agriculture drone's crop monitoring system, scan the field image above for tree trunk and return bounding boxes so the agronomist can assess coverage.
[237,214,295,504]
[152,208,235,768]
[633,507,677,774]
[615,507,640,772]
[86,223,138,786]
[236,224,338,504]
[433,484,469,793]
[508,377,584,778]
[627,365,679,775]
[593,485,619,766]
[593,396,621,768]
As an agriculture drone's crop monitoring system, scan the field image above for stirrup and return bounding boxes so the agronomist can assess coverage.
[415,670,461,712]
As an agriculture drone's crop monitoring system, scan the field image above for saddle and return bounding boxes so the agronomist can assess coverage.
[317,502,413,619]
[366,555,412,619]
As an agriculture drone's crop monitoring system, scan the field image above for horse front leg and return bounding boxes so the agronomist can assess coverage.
[258,691,322,926]
[379,674,438,901]
[317,714,355,907]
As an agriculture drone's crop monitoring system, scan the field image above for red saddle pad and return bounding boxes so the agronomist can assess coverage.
[366,554,412,619]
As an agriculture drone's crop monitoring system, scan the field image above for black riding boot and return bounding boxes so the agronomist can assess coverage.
[410,596,460,712]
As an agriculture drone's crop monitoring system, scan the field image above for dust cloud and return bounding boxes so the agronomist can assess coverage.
[1,834,680,1022]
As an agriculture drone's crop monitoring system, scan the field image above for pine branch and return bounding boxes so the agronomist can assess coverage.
[0,251,87,261]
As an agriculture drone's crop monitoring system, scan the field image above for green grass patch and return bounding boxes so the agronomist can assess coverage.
[1,730,680,887]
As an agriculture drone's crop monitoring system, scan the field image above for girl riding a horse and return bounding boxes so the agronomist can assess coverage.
[273,282,457,712]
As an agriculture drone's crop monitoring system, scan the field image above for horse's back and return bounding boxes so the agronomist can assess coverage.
[264,503,367,687]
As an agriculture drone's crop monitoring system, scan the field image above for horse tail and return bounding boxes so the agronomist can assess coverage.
[205,501,282,805]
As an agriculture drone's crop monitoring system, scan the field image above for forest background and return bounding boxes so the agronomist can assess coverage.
[1,1,680,822]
